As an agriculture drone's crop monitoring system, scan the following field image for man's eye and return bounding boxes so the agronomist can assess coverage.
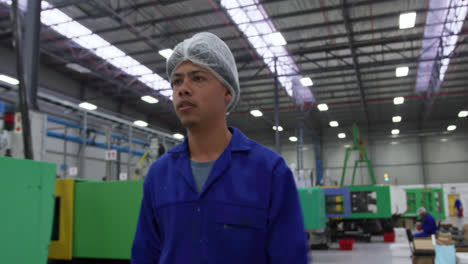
[172,79,182,86]
[193,76,205,82]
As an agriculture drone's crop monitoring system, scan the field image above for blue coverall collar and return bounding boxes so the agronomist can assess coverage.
[168,127,252,196]
[168,126,252,154]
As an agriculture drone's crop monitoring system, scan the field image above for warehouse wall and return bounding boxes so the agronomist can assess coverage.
[42,120,176,181]
[279,132,468,186]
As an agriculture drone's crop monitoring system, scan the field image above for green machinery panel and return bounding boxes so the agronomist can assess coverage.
[403,188,445,220]
[298,188,326,229]
[73,180,143,259]
[0,157,56,264]
[345,185,392,219]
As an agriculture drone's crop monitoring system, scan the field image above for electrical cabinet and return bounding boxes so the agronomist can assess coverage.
[403,188,445,220]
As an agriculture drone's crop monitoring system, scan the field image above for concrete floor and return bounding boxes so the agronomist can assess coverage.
[310,242,412,264]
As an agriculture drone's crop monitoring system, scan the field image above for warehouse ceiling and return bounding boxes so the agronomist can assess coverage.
[0,0,467,146]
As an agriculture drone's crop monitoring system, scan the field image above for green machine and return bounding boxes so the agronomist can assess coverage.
[298,188,326,229]
[403,188,445,220]
[340,123,376,186]
[49,179,143,260]
[0,157,56,264]
[345,185,392,219]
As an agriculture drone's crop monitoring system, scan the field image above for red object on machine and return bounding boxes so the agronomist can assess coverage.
[383,232,395,242]
[338,238,355,250]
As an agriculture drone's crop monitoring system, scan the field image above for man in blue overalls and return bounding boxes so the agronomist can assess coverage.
[414,207,437,238]
[131,32,308,263]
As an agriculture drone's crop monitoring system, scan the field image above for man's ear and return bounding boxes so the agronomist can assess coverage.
[224,88,232,103]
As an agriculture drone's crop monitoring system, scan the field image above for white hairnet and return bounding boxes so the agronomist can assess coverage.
[166,32,240,113]
[417,207,426,214]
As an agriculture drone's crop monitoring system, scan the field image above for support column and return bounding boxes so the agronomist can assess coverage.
[273,57,280,154]
[297,122,304,170]
[127,125,133,181]
[78,111,87,178]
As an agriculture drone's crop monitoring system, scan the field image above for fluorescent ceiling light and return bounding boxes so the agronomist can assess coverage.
[399,12,416,29]
[250,109,263,117]
[392,116,402,123]
[0,74,19,85]
[78,102,97,111]
[158,49,173,59]
[133,120,148,127]
[289,136,298,142]
[141,95,159,104]
[173,133,184,140]
[317,104,329,111]
[395,66,409,77]
[393,97,404,105]
[458,110,468,118]
[391,141,399,145]
[391,129,400,135]
[344,144,351,148]
[329,121,339,127]
[300,77,313,87]
[66,63,91,74]
[338,133,346,139]
[220,0,314,104]
[267,32,287,46]
[447,125,456,131]
[441,138,448,142]
[272,126,283,131]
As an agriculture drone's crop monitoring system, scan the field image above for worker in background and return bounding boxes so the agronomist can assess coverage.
[131,32,308,263]
[455,198,463,218]
[414,207,438,238]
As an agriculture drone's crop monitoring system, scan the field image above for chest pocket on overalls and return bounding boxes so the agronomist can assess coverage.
[211,203,268,261]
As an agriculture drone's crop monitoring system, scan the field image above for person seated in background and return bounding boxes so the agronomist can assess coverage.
[455,198,463,218]
[414,207,438,238]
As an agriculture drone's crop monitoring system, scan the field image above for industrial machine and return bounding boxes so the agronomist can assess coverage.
[322,187,351,218]
[403,188,445,220]
[0,156,56,264]
[48,179,142,261]
[297,188,327,249]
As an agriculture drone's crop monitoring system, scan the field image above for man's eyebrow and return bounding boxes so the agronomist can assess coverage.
[173,70,207,76]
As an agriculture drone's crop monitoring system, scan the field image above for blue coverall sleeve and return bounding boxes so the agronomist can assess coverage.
[131,176,161,264]
[267,160,308,264]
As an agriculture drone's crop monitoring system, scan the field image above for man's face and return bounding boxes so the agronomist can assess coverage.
[171,61,232,128]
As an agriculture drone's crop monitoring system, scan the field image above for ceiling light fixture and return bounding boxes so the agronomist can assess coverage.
[173,133,184,140]
[338,133,346,139]
[399,12,417,29]
[393,97,405,105]
[458,110,468,118]
[391,129,400,135]
[133,120,148,127]
[395,66,409,77]
[447,125,456,131]
[289,136,298,142]
[329,121,339,127]
[78,102,97,111]
[158,49,173,59]
[272,126,283,131]
[141,95,159,104]
[0,74,19,85]
[250,109,263,117]
[300,77,313,87]
[392,116,402,123]
[66,63,91,74]
[317,104,329,111]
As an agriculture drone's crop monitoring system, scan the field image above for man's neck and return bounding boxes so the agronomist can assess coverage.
[187,121,232,162]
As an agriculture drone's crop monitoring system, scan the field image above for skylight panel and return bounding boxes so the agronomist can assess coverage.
[230,8,250,24]
[109,56,140,69]
[238,24,259,37]
[123,65,152,76]
[51,21,92,38]
[95,46,125,60]
[73,35,109,49]
[41,8,72,26]
[138,74,163,84]
[245,6,263,21]
[253,21,273,35]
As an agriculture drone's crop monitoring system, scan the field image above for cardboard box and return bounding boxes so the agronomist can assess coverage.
[437,232,453,245]
[412,256,434,264]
